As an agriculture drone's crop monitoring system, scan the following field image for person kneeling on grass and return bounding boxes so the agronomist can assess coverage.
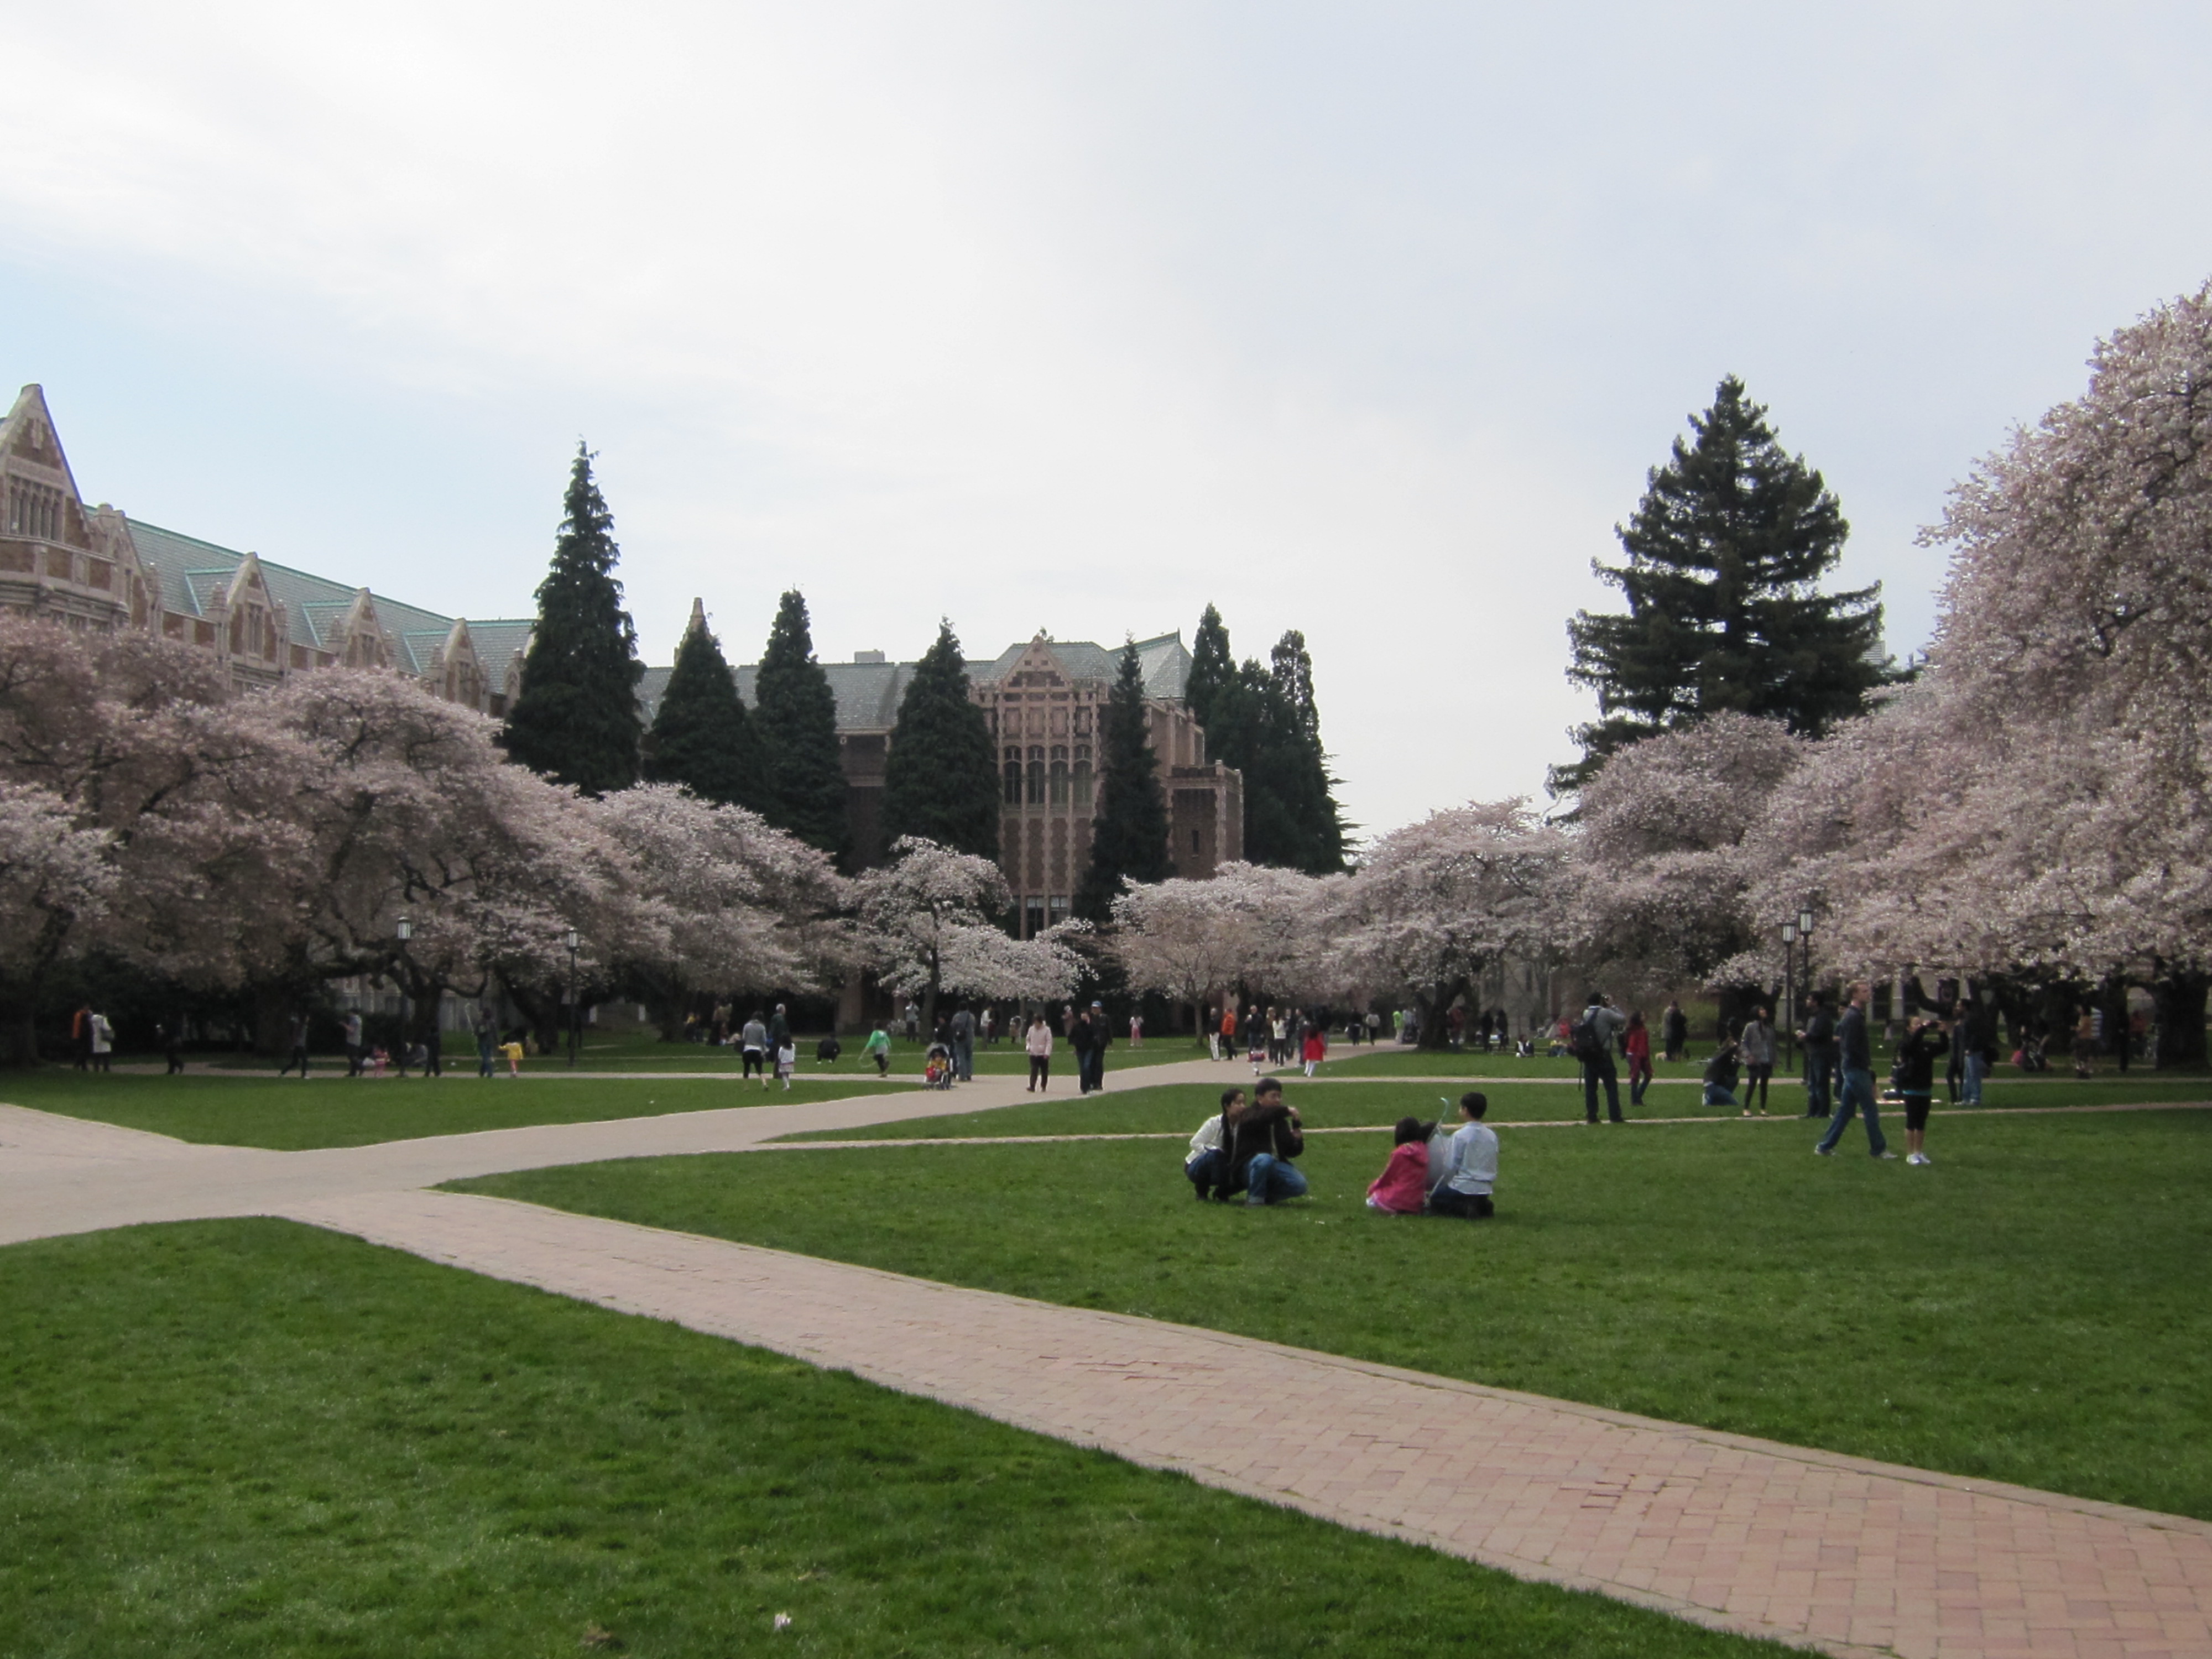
[1365,1115,1433,1214]
[1214,1077,1306,1205]
[1426,1092,1496,1220]
[1702,1038,1741,1109]
[1185,1088,1242,1198]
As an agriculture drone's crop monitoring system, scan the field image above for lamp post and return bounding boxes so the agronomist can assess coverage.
[1782,920,1798,1071]
[565,927,581,1069]
[394,915,413,1051]
[1796,908,1815,1077]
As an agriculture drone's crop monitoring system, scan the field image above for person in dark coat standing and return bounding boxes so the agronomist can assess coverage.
[949,1004,975,1083]
[1797,993,1838,1118]
[1661,999,1689,1063]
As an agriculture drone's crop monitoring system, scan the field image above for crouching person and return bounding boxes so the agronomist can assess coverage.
[1185,1088,1240,1198]
[1218,1077,1307,1205]
[1427,1092,1497,1219]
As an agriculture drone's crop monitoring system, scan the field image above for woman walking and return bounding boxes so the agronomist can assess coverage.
[1624,1010,1653,1107]
[1738,1007,1777,1115]
[1025,1013,1053,1092]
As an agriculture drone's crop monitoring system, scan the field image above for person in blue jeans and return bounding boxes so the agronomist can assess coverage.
[1797,993,1839,1119]
[1214,1077,1307,1204]
[1817,982,1896,1159]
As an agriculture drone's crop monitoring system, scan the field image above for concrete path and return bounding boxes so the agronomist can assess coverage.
[5,1066,2210,1658]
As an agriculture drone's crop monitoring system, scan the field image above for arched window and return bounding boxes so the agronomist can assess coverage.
[1049,745,1069,806]
[1026,746,1046,806]
[1003,748,1024,805]
[1072,744,1093,809]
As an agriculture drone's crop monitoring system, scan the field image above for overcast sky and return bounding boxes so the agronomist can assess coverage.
[6,2,2210,839]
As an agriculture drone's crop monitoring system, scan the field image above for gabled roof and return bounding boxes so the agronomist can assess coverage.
[973,632,1191,700]
[124,517,530,688]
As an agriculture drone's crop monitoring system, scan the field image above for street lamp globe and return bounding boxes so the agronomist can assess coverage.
[395,915,413,943]
[1798,908,1815,936]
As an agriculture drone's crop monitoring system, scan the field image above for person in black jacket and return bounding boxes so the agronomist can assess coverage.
[1816,982,1896,1159]
[1213,1077,1306,1204]
[1797,993,1838,1119]
[1892,1014,1950,1165]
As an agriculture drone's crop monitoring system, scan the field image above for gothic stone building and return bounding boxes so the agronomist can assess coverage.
[644,623,1244,931]
[0,384,534,709]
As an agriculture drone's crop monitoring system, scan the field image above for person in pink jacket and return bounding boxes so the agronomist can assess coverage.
[1365,1116,1432,1214]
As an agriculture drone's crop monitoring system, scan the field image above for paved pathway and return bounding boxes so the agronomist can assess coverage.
[4,1066,2210,1658]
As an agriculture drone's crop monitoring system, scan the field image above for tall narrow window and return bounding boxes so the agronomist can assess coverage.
[1003,748,1024,805]
[1072,744,1093,809]
[1048,745,1069,806]
[1026,746,1046,805]
[1048,895,1069,930]
[1024,896,1045,939]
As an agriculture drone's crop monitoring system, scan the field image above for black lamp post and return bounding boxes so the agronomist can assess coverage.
[1796,907,1815,1074]
[565,927,581,1069]
[1782,920,1798,1071]
[395,915,413,1055]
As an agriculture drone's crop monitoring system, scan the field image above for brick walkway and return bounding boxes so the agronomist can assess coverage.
[4,1074,2210,1658]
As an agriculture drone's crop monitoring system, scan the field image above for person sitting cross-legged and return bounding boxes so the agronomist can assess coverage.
[1214,1077,1306,1205]
[1426,1092,1497,1220]
[1365,1115,1432,1214]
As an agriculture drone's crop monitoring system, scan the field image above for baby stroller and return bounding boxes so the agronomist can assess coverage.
[924,1041,955,1089]
[2014,1036,2048,1073]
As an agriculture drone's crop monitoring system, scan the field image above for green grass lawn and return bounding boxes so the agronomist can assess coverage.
[784,1074,2212,1141]
[464,1109,2212,1521]
[1,1072,915,1151]
[0,1220,1788,1659]
[1322,1044,2211,1084]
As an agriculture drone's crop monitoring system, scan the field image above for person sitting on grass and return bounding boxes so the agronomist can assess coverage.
[1426,1092,1496,1219]
[1365,1115,1433,1214]
[1702,1037,1741,1109]
[1185,1088,1241,1198]
[499,1038,525,1077]
[862,1022,891,1077]
[1213,1077,1305,1206]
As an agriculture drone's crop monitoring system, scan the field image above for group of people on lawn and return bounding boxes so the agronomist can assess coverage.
[1183,1079,1500,1218]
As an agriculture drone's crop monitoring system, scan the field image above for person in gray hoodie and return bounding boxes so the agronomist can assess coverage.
[1738,1007,1777,1115]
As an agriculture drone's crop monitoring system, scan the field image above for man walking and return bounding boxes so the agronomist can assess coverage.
[1576,991,1627,1124]
[280,1013,311,1078]
[1817,981,1896,1159]
[950,1004,975,1083]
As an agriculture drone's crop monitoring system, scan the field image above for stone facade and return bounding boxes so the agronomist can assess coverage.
[641,625,1244,914]
[0,384,534,709]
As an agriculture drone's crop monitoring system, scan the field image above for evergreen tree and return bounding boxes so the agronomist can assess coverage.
[1181,609,1348,873]
[1556,376,1887,796]
[1076,639,1172,921]
[752,590,848,858]
[644,599,760,809]
[883,620,999,858]
[503,445,644,795]
[1185,603,1235,734]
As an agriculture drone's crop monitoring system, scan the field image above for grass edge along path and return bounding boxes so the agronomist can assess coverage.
[0,1218,1794,1659]
[461,1108,2212,1524]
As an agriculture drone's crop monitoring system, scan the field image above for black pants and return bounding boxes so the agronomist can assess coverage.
[1583,1056,1622,1122]
[743,1049,765,1078]
[1743,1063,1772,1112]
[1029,1055,1049,1089]
[1428,1188,1494,1219]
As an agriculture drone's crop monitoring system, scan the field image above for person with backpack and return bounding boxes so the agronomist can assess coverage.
[1575,992,1627,1124]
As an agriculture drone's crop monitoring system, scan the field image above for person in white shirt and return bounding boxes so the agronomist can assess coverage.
[1184,1088,1240,1198]
[1428,1092,1498,1219]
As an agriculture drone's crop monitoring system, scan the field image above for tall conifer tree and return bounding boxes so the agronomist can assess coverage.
[503,445,643,795]
[1556,376,1888,795]
[883,620,999,858]
[644,599,760,808]
[753,590,848,858]
[1181,609,1348,873]
[1076,640,1172,921]
[1185,603,1235,734]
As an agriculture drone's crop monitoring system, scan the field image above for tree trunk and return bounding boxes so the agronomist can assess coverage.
[2153,970,2208,1069]
[1415,979,1463,1051]
[0,997,38,1067]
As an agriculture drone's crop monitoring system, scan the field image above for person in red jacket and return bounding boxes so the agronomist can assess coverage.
[1624,1009,1653,1108]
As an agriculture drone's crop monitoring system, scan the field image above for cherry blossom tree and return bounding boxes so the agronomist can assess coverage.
[590,784,847,1038]
[1337,800,1568,1049]
[858,837,1084,1030]
[0,781,117,1063]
